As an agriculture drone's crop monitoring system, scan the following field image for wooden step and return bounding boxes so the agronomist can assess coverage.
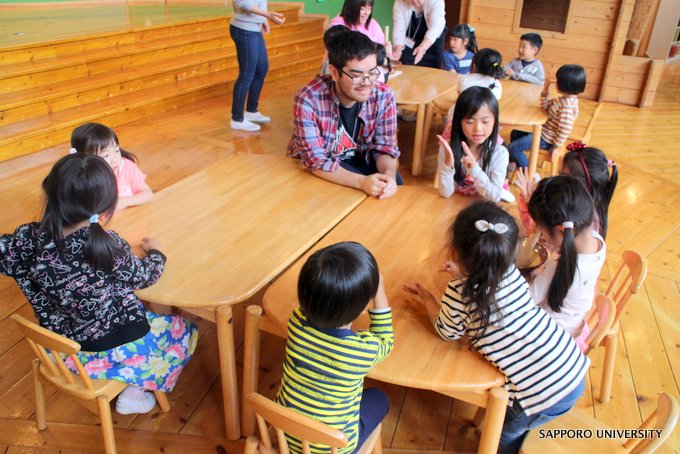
[0,53,323,161]
[0,34,323,125]
[0,4,301,66]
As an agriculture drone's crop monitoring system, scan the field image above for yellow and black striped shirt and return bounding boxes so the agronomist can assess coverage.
[276,307,394,453]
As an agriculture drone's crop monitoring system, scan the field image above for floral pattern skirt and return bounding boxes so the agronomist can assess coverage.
[66,312,199,392]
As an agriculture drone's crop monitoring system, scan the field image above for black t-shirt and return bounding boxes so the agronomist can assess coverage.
[336,102,362,161]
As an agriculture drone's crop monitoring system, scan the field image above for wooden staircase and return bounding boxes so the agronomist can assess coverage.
[0,4,325,162]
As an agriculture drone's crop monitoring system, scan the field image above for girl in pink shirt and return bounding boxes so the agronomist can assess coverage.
[70,123,153,212]
[328,0,385,44]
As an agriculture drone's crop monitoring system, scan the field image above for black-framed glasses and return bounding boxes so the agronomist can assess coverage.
[341,67,381,85]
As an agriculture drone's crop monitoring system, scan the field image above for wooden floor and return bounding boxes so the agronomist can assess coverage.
[0,60,680,453]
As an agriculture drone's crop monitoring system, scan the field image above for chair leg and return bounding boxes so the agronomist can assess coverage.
[600,331,618,404]
[244,435,260,454]
[153,391,171,413]
[472,407,486,427]
[243,305,263,437]
[32,359,47,430]
[97,396,117,454]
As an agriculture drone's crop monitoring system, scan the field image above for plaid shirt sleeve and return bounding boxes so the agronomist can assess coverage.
[369,84,400,161]
[287,84,340,172]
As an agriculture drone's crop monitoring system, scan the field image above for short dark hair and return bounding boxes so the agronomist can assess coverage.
[40,154,121,272]
[340,0,373,27]
[472,48,503,79]
[71,122,137,162]
[520,32,543,50]
[328,29,376,71]
[556,64,586,95]
[297,241,380,330]
[323,25,352,50]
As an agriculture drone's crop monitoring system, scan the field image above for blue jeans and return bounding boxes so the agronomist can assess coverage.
[340,154,404,185]
[353,387,389,453]
[498,377,586,454]
[507,130,553,168]
[230,25,269,122]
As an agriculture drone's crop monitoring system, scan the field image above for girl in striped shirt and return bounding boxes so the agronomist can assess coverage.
[276,242,394,453]
[404,201,589,454]
[508,64,586,169]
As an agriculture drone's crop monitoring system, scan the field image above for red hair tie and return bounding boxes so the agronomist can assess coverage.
[566,141,587,152]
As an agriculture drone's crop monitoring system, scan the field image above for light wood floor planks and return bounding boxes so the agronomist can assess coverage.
[0,61,679,453]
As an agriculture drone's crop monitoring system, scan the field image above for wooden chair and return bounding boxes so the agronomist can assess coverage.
[581,293,617,355]
[598,250,648,403]
[541,102,604,176]
[11,314,171,454]
[520,392,679,453]
[244,392,382,454]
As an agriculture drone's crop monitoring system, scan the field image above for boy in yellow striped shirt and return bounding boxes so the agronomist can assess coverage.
[276,241,394,453]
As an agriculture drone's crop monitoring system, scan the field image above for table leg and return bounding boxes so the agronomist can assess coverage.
[242,305,263,437]
[411,103,426,176]
[477,387,509,454]
[216,305,241,440]
[527,124,542,181]
[421,102,435,162]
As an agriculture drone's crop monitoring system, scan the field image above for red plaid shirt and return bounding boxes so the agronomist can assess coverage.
[287,75,400,172]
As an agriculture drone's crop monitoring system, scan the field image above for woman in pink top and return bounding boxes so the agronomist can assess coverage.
[328,0,385,44]
[70,123,153,212]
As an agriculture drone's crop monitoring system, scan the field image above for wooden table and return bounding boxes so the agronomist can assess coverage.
[431,79,548,180]
[245,186,508,453]
[112,154,366,440]
[388,65,460,177]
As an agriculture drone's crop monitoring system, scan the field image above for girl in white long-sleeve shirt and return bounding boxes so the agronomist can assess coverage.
[436,86,509,203]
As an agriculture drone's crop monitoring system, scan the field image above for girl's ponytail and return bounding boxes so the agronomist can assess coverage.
[601,160,618,238]
[85,215,121,272]
[528,176,594,312]
[548,221,578,312]
[466,24,478,53]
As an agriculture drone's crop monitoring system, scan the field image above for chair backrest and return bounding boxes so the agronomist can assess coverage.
[10,314,96,392]
[580,102,604,144]
[605,250,648,327]
[626,393,679,454]
[245,392,348,454]
[583,293,616,354]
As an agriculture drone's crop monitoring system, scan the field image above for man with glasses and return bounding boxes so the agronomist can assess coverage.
[287,29,402,198]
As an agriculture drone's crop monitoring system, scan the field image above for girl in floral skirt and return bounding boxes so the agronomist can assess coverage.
[0,154,198,414]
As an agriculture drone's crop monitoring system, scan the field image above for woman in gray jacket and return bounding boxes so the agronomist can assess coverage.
[230,0,285,131]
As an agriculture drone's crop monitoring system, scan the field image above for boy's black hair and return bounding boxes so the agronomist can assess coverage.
[528,176,595,313]
[561,147,618,239]
[448,23,478,53]
[40,154,121,272]
[323,24,353,50]
[449,201,519,343]
[556,64,586,95]
[450,86,500,184]
[297,241,380,330]
[472,48,503,79]
[328,29,377,71]
[71,122,137,163]
[520,32,543,51]
[340,0,373,27]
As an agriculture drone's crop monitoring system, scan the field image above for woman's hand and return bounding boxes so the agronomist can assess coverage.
[261,20,271,34]
[460,141,477,170]
[391,45,404,62]
[437,135,454,168]
[268,11,286,24]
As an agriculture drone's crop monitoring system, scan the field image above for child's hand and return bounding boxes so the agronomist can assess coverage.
[505,68,514,77]
[550,146,561,162]
[140,237,162,253]
[374,274,389,309]
[460,142,477,170]
[267,11,286,24]
[439,260,460,278]
[542,78,551,94]
[515,167,537,199]
[437,135,454,168]
[402,282,437,305]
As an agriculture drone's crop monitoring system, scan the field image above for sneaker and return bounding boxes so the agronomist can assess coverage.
[230,119,261,132]
[401,111,417,122]
[244,111,271,124]
[115,392,157,415]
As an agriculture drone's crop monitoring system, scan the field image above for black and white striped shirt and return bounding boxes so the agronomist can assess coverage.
[434,266,589,416]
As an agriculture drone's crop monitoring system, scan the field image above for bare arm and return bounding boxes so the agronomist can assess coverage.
[116,181,153,212]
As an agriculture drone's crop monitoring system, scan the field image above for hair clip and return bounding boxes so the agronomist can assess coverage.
[493,62,499,68]
[475,220,509,234]
[562,221,574,229]
[566,141,587,152]
[467,24,475,33]
[89,214,100,224]
[69,147,77,154]
[607,159,615,168]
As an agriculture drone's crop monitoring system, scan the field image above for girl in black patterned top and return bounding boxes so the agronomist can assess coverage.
[0,154,198,415]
